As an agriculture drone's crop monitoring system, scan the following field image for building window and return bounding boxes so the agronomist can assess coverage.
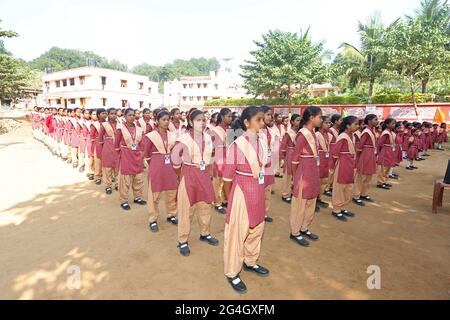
[120,80,128,88]
[138,82,144,90]
[139,101,144,108]
[62,79,67,87]
[55,80,60,88]
[197,83,201,88]
[197,96,201,101]
[79,76,85,85]
[69,78,75,86]
[101,76,107,85]
[203,96,208,101]
[56,99,61,105]
[214,84,218,90]
[70,98,76,104]
[188,84,193,89]
[148,87,152,94]
[183,84,187,89]
[80,97,86,106]
[182,97,187,101]
[121,100,128,108]
[189,96,193,101]
[148,103,152,108]
[102,98,107,106]
[203,83,207,88]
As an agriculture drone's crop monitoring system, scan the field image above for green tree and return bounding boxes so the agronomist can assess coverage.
[0,19,18,55]
[240,29,328,104]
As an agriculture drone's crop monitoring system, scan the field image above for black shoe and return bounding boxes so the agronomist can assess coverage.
[383,183,392,188]
[406,166,414,170]
[392,173,400,178]
[271,190,275,195]
[388,174,398,180]
[95,179,101,185]
[377,184,390,190]
[178,242,190,256]
[324,189,332,197]
[227,276,247,294]
[199,234,219,246]
[222,202,228,208]
[114,185,118,191]
[341,210,355,218]
[214,205,226,214]
[167,216,178,225]
[315,205,320,212]
[72,164,78,169]
[134,198,147,205]
[332,211,347,222]
[300,229,319,241]
[275,173,283,178]
[149,222,158,232]
[264,215,273,223]
[352,198,365,206]
[317,198,329,208]
[411,166,418,169]
[290,234,310,247]
[243,263,270,277]
[281,196,292,204]
[121,202,131,211]
[78,166,85,173]
[360,195,374,203]
[88,174,94,180]
[105,187,112,195]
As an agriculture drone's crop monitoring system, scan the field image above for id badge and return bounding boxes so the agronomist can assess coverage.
[374,148,377,155]
[267,148,272,157]
[316,157,320,167]
[199,160,206,171]
[258,171,265,185]
[325,152,329,158]
[392,146,396,152]
[164,154,171,165]
[131,143,137,151]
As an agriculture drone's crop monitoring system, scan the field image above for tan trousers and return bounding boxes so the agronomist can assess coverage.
[264,185,272,212]
[319,177,329,196]
[70,147,78,166]
[177,178,212,243]
[103,167,118,188]
[353,173,373,198]
[377,165,390,184]
[86,156,94,175]
[118,172,144,203]
[66,144,72,161]
[224,185,265,278]
[148,189,177,223]
[94,153,102,179]
[327,169,335,189]
[281,173,292,197]
[290,174,317,234]
[78,149,85,169]
[331,164,353,212]
[213,176,225,206]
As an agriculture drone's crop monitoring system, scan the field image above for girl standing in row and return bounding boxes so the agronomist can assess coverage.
[172,109,218,256]
[325,114,342,197]
[99,108,119,194]
[315,115,331,208]
[376,118,396,190]
[143,110,178,232]
[260,105,275,223]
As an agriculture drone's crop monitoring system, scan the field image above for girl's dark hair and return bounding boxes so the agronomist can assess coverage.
[89,109,96,115]
[58,107,64,112]
[290,113,301,124]
[210,112,219,125]
[153,108,162,117]
[364,114,377,125]
[107,108,117,114]
[74,107,81,112]
[124,108,134,116]
[395,122,402,129]
[339,116,358,134]
[260,105,271,114]
[316,115,330,131]
[156,110,170,121]
[216,108,232,125]
[331,113,342,124]
[300,106,322,128]
[186,109,204,130]
[96,108,106,114]
[67,108,73,113]
[170,108,180,117]
[382,118,395,131]
[232,106,261,133]
[142,108,150,114]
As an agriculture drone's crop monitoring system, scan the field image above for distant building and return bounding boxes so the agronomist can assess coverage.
[309,83,339,97]
[37,66,160,109]
[163,67,252,109]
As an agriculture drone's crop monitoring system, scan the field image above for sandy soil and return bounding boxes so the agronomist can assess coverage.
[0,121,449,300]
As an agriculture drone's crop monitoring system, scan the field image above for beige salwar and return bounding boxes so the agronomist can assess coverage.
[331,164,353,212]
[118,172,144,203]
[70,147,79,166]
[148,189,177,223]
[281,173,292,197]
[264,185,272,212]
[353,173,373,198]
[103,167,118,188]
[319,177,329,195]
[376,165,390,184]
[224,185,265,278]
[212,176,225,206]
[290,175,317,235]
[177,178,212,243]
[93,153,102,179]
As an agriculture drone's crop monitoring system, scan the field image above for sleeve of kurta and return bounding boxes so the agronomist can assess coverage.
[143,136,153,162]
[98,126,105,145]
[114,129,123,151]
[279,133,289,160]
[291,134,303,164]
[222,143,237,182]
[333,139,345,158]
[356,133,369,151]
[171,141,184,169]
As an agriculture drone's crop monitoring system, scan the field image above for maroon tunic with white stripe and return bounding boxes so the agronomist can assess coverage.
[99,121,119,169]
[332,132,356,184]
[317,130,330,179]
[211,123,229,178]
[356,129,377,175]
[280,131,296,175]
[114,125,144,175]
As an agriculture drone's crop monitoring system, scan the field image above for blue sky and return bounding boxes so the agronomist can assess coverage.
[1,0,420,70]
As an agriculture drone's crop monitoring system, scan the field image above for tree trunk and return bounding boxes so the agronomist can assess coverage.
[409,72,418,118]
[287,84,291,105]
[368,79,375,103]
[421,78,428,94]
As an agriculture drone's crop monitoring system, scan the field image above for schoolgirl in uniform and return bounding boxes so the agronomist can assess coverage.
[324,114,342,197]
[290,106,322,247]
[115,108,147,210]
[137,108,154,134]
[99,108,119,194]
[222,106,269,293]
[69,107,82,168]
[315,115,331,208]
[280,114,301,204]
[78,109,91,173]
[171,109,218,256]
[436,123,447,150]
[331,116,359,222]
[91,108,107,185]
[376,118,396,190]
[406,128,420,170]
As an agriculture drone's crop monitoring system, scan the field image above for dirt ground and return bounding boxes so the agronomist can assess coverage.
[0,121,449,300]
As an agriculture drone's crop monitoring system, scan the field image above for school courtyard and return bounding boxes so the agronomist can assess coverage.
[0,120,449,300]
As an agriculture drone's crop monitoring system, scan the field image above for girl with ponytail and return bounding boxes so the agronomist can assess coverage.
[222,106,269,294]
[324,113,343,197]
[331,115,358,222]
[290,106,322,247]
[376,118,396,190]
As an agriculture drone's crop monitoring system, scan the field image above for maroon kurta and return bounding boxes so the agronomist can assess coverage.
[90,122,102,159]
[143,130,178,192]
[211,124,229,178]
[114,124,144,175]
[316,130,330,179]
[79,120,88,156]
[291,129,320,199]
[407,136,419,160]
[377,132,395,167]
[69,118,81,148]
[99,121,119,168]
[356,129,377,175]
[223,132,266,228]
[333,132,356,184]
